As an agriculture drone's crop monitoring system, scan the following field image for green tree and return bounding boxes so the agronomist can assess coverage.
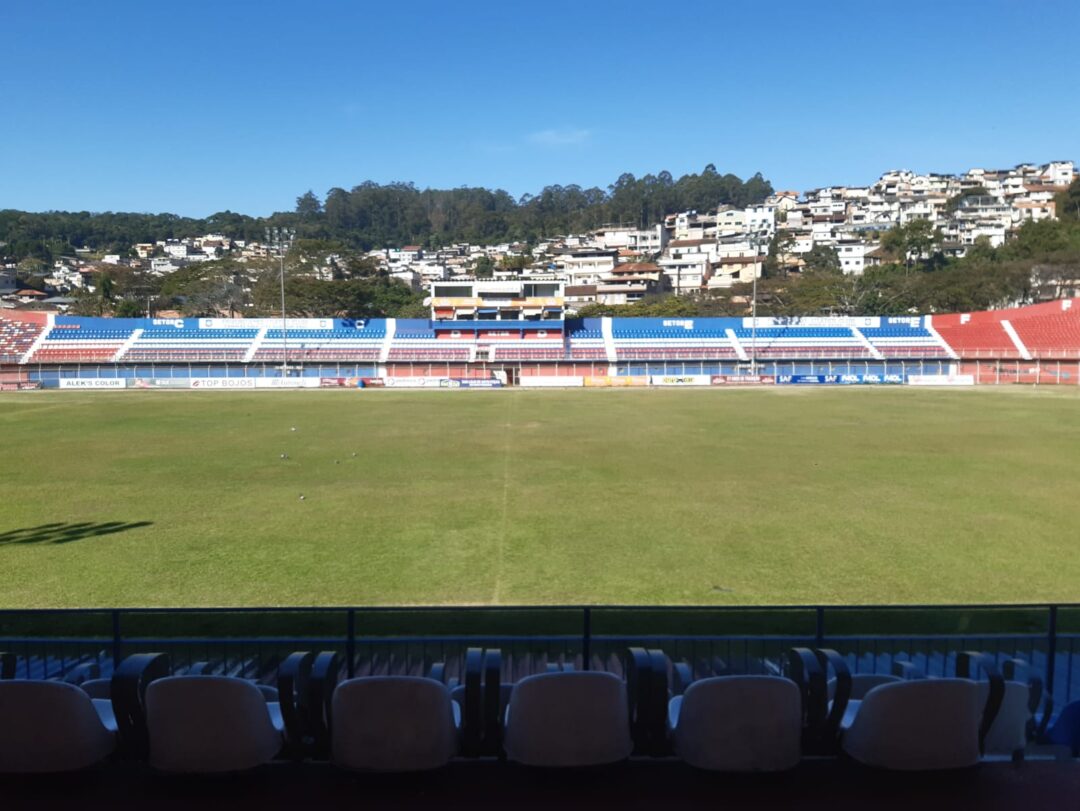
[471,255,495,278]
[801,245,841,275]
[295,191,322,217]
[1055,178,1080,221]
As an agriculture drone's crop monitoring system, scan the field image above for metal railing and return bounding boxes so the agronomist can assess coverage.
[1,603,1077,710]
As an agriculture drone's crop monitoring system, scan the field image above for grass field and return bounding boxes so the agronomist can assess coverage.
[2,387,1079,609]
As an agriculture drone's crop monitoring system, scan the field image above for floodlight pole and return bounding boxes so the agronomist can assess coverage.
[749,228,759,376]
[266,227,295,375]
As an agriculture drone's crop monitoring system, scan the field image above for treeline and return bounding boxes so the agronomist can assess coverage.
[0,166,772,260]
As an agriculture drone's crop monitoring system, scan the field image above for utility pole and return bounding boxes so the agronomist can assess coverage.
[265,227,296,375]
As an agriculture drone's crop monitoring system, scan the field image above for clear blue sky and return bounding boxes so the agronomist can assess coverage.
[4,0,1078,217]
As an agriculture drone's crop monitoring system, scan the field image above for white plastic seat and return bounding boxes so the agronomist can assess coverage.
[980,680,1030,756]
[145,676,284,773]
[841,679,981,770]
[331,677,460,771]
[503,671,633,767]
[0,680,116,773]
[667,676,802,771]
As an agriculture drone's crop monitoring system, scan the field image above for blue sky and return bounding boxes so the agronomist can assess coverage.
[4,0,1078,217]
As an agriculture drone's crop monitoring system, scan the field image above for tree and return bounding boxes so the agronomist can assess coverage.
[1055,178,1080,221]
[801,245,841,275]
[295,191,322,217]
[764,233,796,278]
[471,255,495,278]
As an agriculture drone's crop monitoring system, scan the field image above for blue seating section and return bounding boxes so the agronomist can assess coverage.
[16,315,955,364]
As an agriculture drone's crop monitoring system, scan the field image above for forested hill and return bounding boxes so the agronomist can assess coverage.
[0,166,773,260]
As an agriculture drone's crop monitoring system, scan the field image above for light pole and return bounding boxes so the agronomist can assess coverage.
[265,227,295,375]
[748,227,760,376]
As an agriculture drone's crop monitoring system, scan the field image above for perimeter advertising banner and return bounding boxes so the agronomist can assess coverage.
[906,374,975,386]
[253,378,320,388]
[519,376,585,387]
[132,378,191,389]
[189,378,257,389]
[650,375,712,386]
[583,376,649,387]
[58,378,127,389]
[711,375,776,385]
[775,374,904,385]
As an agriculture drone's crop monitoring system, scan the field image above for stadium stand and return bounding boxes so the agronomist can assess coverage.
[732,325,870,358]
[0,641,1037,777]
[123,326,259,362]
[931,315,1023,358]
[1010,315,1080,358]
[4,298,1080,383]
[0,311,46,363]
[858,317,952,358]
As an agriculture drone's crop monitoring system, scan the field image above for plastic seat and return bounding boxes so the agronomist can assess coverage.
[145,676,284,773]
[0,680,117,773]
[503,671,633,767]
[667,675,801,771]
[840,679,982,770]
[331,677,460,771]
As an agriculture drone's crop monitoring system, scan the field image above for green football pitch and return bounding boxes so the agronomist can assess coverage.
[2,387,1079,608]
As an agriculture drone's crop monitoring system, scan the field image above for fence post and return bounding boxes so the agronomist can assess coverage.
[582,607,592,671]
[1046,605,1058,704]
[111,609,122,668]
[815,606,825,647]
[346,608,356,679]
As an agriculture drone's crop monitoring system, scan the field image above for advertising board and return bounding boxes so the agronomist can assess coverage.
[253,378,320,388]
[583,376,649,387]
[775,374,904,385]
[382,377,447,388]
[188,378,257,389]
[58,378,127,389]
[131,378,191,389]
[519,376,585,387]
[650,375,712,386]
[907,374,975,386]
[446,379,502,388]
[710,375,775,385]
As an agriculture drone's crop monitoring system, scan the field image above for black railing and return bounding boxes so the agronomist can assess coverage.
[1,603,1077,710]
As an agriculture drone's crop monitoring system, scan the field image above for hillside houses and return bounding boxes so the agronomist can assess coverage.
[4,160,1074,314]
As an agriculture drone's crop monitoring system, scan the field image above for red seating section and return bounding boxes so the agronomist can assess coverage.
[0,316,45,362]
[932,320,1019,358]
[1010,315,1080,358]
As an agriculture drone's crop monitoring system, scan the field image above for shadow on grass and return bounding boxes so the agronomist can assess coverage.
[0,521,153,546]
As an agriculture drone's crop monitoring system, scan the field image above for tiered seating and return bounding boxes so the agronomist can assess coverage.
[253,326,385,362]
[388,329,470,361]
[859,319,950,358]
[1010,315,1080,358]
[931,319,1019,358]
[0,315,44,363]
[123,327,258,362]
[567,324,607,360]
[492,346,567,361]
[28,325,134,363]
[733,326,870,359]
[612,324,738,360]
